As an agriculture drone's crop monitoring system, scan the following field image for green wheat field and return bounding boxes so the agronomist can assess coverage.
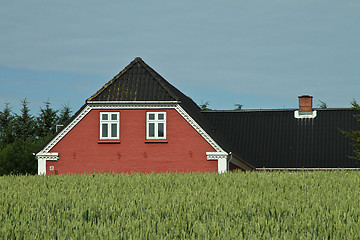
[1,171,360,239]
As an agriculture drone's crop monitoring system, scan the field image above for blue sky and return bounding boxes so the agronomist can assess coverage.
[1,1,359,115]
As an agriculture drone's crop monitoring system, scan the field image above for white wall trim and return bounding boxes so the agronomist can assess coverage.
[36,152,59,161]
[294,110,317,119]
[36,152,59,175]
[87,101,179,104]
[38,158,46,175]
[207,152,228,173]
[90,103,178,110]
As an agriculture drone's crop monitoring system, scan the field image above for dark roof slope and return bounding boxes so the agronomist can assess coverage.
[88,57,178,101]
[203,109,359,168]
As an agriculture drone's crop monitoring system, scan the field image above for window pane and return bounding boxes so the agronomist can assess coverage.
[158,113,164,120]
[111,114,117,120]
[102,123,108,137]
[149,123,155,137]
[111,123,117,138]
[149,114,155,120]
[102,114,108,120]
[158,123,164,137]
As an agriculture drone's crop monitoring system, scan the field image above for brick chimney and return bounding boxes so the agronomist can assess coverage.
[298,95,313,113]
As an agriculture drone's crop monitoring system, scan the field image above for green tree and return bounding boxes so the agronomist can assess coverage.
[36,100,59,138]
[234,104,244,110]
[0,99,73,175]
[342,99,360,160]
[199,101,211,111]
[14,98,36,140]
[58,103,72,125]
[0,138,46,175]
[318,100,328,109]
[0,103,15,148]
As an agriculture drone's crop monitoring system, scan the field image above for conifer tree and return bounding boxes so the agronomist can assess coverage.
[14,98,36,140]
[342,99,360,160]
[36,100,58,138]
[58,104,72,125]
[0,103,15,148]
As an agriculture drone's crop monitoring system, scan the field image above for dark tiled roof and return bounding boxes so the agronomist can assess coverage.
[88,57,179,101]
[202,109,360,168]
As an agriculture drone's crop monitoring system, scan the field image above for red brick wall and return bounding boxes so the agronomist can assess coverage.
[47,109,217,174]
[298,96,313,112]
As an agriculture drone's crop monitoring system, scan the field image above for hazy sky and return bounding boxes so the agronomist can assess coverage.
[1,1,359,114]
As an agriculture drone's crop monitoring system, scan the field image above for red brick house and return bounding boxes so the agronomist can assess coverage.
[36,57,359,175]
[36,58,253,175]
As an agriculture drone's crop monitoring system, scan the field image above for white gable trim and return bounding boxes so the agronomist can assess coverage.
[175,105,225,153]
[39,102,225,154]
[36,102,229,174]
[40,105,93,153]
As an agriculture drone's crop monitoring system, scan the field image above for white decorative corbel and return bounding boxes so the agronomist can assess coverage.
[35,152,59,175]
[206,152,228,173]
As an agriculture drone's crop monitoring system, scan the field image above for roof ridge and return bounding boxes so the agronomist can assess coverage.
[136,59,180,101]
[87,57,142,102]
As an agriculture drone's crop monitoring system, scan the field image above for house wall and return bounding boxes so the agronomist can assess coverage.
[47,109,217,174]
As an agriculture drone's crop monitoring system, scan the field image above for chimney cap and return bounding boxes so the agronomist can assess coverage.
[298,95,313,98]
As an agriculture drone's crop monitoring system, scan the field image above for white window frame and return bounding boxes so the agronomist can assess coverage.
[100,112,120,140]
[146,112,166,140]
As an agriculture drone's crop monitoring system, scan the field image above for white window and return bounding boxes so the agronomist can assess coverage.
[100,112,119,140]
[146,112,166,140]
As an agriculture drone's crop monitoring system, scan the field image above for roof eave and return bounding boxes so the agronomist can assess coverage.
[86,100,180,104]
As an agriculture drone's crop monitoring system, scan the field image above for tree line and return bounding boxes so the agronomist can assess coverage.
[0,99,72,175]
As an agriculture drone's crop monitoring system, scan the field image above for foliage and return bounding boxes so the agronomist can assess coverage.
[58,103,72,125]
[199,101,211,111]
[0,138,46,175]
[234,104,244,110]
[36,100,59,138]
[318,100,328,109]
[0,103,15,148]
[0,99,72,175]
[1,171,360,239]
[342,99,360,160]
[14,98,36,141]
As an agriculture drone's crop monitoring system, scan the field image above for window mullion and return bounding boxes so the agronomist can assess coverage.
[154,121,158,138]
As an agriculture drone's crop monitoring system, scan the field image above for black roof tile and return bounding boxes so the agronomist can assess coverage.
[88,57,179,101]
[203,109,359,168]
